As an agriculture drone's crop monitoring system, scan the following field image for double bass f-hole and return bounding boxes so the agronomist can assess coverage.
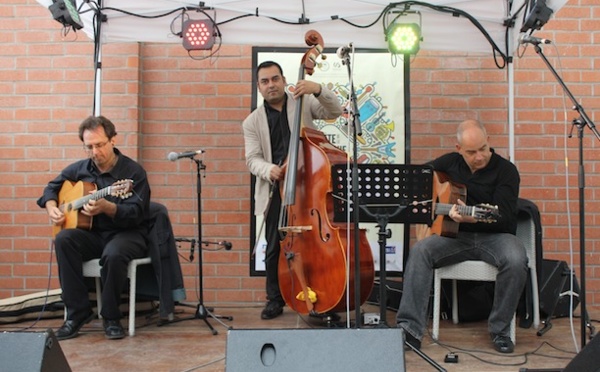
[310,209,330,242]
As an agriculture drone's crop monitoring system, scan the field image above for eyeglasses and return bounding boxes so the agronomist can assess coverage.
[83,139,111,152]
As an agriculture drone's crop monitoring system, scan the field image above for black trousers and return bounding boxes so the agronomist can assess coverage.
[54,228,147,321]
[264,185,284,305]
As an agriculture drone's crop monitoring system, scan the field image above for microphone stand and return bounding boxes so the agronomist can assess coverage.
[168,157,233,335]
[532,42,597,347]
[340,50,446,372]
[340,50,364,328]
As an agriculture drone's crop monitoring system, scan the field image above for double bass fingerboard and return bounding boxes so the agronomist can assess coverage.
[331,164,434,224]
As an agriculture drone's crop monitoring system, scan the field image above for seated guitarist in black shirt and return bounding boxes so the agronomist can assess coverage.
[396,119,527,354]
[37,115,151,340]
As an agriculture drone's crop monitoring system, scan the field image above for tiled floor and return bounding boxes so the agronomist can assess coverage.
[0,302,597,371]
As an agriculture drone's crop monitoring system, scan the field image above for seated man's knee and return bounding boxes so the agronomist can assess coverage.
[504,243,528,274]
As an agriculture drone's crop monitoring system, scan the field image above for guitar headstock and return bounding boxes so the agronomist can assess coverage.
[473,203,501,223]
[111,179,134,199]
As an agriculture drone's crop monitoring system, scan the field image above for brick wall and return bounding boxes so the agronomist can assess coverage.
[2,0,600,307]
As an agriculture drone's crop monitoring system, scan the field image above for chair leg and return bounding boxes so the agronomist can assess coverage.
[510,313,516,345]
[432,271,441,340]
[452,279,459,324]
[95,277,102,319]
[530,267,541,329]
[128,263,137,336]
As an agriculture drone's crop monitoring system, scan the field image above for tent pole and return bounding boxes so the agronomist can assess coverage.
[508,58,515,162]
[94,45,102,116]
[93,4,103,116]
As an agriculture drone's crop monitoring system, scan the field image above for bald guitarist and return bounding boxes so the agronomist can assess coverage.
[37,115,150,341]
[396,120,527,354]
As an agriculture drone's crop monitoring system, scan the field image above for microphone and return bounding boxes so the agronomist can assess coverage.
[336,43,353,59]
[519,34,551,45]
[167,149,204,161]
[220,241,232,250]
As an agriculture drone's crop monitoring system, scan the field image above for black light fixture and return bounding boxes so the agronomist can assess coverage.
[182,19,215,51]
[48,0,83,30]
[520,0,553,32]
[386,23,421,55]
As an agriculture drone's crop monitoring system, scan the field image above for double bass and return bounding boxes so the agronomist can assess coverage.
[277,30,374,315]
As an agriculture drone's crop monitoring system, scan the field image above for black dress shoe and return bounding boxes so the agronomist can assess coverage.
[103,319,125,340]
[491,334,514,353]
[55,311,95,341]
[260,301,284,320]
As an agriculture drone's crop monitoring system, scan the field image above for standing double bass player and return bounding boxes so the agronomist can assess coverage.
[243,60,343,320]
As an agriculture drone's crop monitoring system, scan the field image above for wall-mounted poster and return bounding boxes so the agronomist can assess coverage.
[249,46,408,276]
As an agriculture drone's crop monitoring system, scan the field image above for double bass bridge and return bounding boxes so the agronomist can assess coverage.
[279,225,313,234]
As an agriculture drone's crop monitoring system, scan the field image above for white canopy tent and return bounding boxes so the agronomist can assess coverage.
[38,0,566,52]
[36,0,568,158]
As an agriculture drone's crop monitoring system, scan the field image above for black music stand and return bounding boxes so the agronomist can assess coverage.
[332,163,446,372]
[332,163,434,325]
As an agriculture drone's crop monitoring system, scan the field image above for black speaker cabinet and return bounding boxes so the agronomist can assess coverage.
[225,328,405,372]
[563,335,600,372]
[367,280,403,311]
[539,259,580,318]
[0,329,71,372]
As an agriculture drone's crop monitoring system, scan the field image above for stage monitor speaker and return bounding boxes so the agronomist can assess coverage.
[0,329,71,372]
[225,328,405,372]
[539,259,580,318]
[563,335,600,372]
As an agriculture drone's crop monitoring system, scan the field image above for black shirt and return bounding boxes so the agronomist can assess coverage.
[37,148,151,236]
[265,96,290,166]
[430,149,520,234]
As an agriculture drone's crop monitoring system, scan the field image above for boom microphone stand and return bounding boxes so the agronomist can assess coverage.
[338,45,364,328]
[532,41,598,347]
[338,46,445,371]
[169,157,232,335]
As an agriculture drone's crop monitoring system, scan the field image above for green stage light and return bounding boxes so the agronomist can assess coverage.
[387,23,421,55]
[48,0,83,30]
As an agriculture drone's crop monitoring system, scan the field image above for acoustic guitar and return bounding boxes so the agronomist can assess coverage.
[52,179,133,238]
[416,171,500,240]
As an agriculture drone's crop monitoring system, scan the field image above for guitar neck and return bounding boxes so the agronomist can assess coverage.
[61,186,113,212]
[435,203,475,217]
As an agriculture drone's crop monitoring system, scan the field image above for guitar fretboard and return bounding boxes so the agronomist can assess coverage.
[435,203,475,217]
[63,186,113,211]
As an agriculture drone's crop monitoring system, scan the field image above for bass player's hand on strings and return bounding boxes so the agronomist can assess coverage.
[293,80,322,99]
[270,163,287,182]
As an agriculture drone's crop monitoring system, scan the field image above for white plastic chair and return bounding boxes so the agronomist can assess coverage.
[431,210,540,343]
[81,257,152,336]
